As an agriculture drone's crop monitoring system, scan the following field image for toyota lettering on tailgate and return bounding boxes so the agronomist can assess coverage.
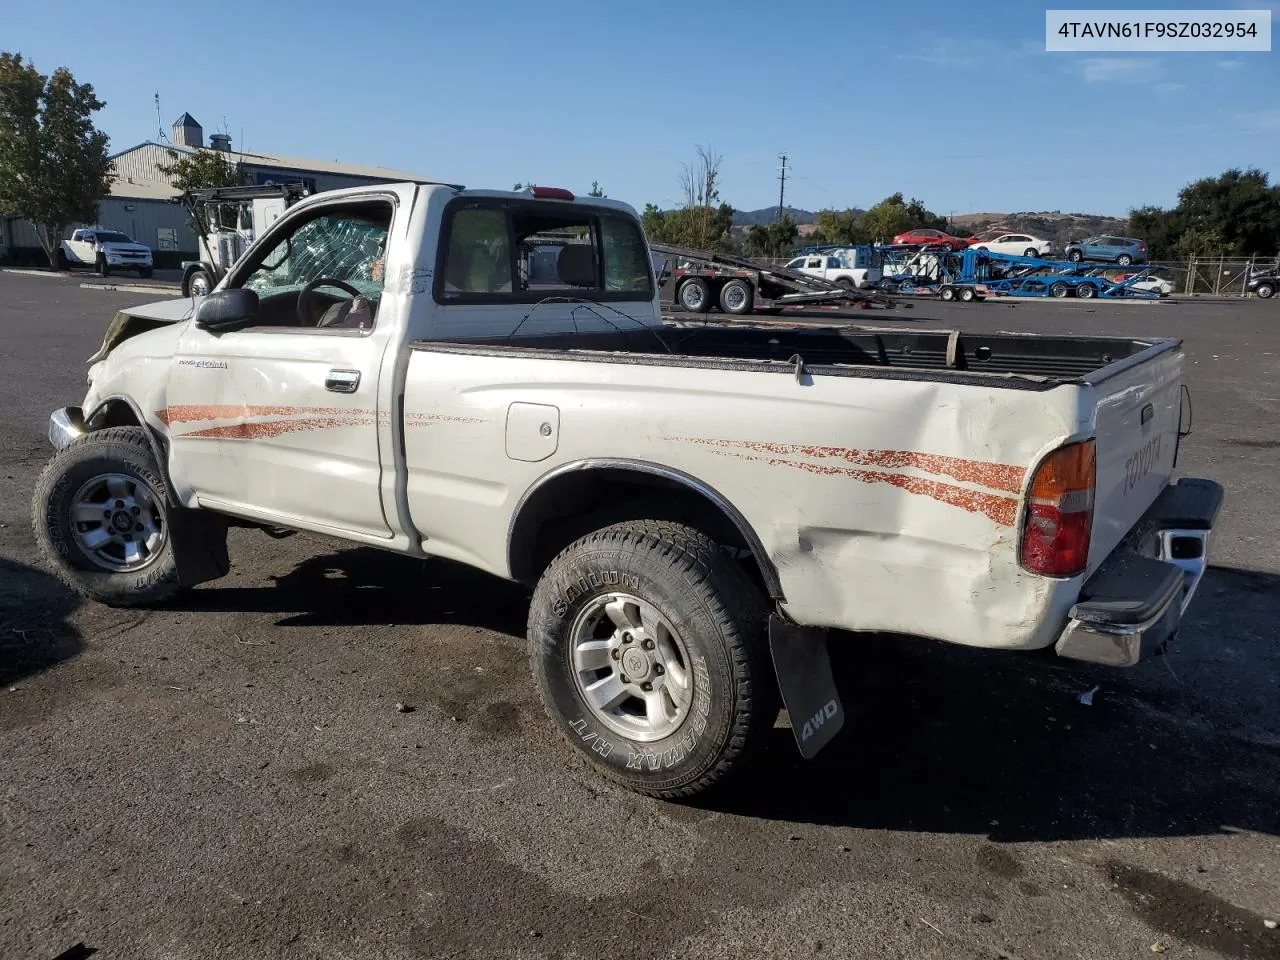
[1124,434,1163,494]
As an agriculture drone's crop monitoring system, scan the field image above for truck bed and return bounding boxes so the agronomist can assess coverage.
[416,324,1178,388]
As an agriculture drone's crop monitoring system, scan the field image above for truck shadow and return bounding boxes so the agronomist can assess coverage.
[0,557,85,686]
[705,564,1280,842]
[181,548,1279,842]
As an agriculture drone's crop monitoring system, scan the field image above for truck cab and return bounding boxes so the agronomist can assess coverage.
[60,229,154,278]
[785,247,881,289]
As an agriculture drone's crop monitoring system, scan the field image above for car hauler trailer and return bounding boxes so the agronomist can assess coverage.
[652,242,892,315]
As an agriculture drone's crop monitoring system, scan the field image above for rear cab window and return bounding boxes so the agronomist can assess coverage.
[435,199,653,304]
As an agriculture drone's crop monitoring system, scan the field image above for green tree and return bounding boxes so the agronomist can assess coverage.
[1128,169,1280,259]
[157,147,245,231]
[858,192,948,244]
[642,146,736,251]
[0,52,112,268]
[812,207,866,245]
[588,180,605,198]
[742,218,799,259]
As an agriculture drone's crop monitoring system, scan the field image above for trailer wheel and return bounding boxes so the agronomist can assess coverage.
[939,285,956,301]
[678,278,712,313]
[1049,282,1069,298]
[527,520,774,798]
[719,279,755,315]
[185,268,214,299]
[1255,283,1274,299]
[1075,283,1097,300]
[958,287,976,302]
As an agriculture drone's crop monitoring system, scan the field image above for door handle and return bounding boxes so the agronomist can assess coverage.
[325,369,361,393]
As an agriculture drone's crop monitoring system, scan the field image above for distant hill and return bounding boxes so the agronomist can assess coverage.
[732,206,818,227]
[953,211,1130,248]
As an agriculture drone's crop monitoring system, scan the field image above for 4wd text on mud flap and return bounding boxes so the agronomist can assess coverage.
[801,699,840,742]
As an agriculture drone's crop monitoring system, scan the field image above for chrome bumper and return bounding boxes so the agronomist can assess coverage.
[49,407,86,451]
[1055,479,1224,668]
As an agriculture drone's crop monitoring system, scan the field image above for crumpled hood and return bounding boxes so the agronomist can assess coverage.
[88,296,195,364]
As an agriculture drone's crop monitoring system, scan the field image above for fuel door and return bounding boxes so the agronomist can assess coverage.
[506,402,560,462]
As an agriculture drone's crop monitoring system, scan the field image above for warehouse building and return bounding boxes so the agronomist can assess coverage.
[0,113,430,265]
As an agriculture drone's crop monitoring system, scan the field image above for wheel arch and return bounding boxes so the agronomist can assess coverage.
[508,459,785,600]
[84,395,177,506]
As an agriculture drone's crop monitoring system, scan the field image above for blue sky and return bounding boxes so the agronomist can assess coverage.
[5,0,1277,217]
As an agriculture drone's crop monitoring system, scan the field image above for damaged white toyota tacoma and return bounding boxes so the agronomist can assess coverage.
[33,181,1223,798]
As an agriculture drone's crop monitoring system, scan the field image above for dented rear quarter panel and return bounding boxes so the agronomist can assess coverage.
[402,349,1094,652]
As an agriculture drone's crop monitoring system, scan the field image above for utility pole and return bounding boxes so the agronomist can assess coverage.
[777,154,788,222]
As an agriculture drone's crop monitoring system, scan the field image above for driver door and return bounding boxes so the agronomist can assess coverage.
[166,196,397,539]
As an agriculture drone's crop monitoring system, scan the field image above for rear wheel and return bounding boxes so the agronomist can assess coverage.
[32,427,179,607]
[718,279,755,315]
[958,286,976,302]
[1049,281,1069,298]
[1256,283,1275,299]
[678,278,712,313]
[527,520,774,798]
[1117,254,1133,266]
[1075,283,1097,300]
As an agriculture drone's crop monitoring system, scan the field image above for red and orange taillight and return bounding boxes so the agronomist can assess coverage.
[1020,440,1095,577]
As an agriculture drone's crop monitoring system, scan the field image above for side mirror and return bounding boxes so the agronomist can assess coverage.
[195,288,259,331]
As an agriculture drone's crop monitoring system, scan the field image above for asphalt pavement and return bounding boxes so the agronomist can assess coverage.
[2,271,1278,960]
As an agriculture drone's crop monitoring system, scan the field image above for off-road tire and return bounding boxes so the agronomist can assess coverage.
[528,520,775,798]
[32,427,179,607]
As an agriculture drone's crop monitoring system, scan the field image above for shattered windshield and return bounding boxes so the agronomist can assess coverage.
[242,213,389,298]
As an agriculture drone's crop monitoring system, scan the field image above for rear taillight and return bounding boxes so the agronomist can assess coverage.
[1020,440,1095,576]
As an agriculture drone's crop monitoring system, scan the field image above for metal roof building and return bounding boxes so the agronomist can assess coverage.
[1,112,431,260]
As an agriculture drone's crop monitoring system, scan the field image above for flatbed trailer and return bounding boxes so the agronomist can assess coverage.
[945,250,1160,301]
[652,242,893,315]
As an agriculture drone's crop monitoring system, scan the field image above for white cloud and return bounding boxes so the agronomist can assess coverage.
[1217,59,1244,70]
[1079,57,1163,83]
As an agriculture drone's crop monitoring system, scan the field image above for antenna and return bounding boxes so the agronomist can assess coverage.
[154,92,169,143]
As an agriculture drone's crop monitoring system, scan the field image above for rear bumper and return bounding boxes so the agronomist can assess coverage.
[1055,478,1224,667]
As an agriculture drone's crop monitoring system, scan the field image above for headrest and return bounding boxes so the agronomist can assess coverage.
[557,244,596,287]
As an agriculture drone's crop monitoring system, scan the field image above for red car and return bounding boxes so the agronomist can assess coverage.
[891,228,969,251]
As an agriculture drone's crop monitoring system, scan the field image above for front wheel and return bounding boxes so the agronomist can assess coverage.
[32,427,179,607]
[96,255,110,277]
[528,521,775,798]
[1024,248,1040,258]
[1254,283,1274,299]
[939,285,956,301]
[185,268,214,298]
[1068,250,1083,263]
[138,267,153,279]
[1049,281,1069,298]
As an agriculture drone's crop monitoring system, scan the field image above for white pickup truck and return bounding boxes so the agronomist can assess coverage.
[34,182,1223,798]
[784,248,882,289]
[60,228,154,278]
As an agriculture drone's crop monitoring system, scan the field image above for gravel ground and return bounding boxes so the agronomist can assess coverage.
[2,273,1277,960]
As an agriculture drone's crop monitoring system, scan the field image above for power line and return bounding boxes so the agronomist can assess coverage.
[777,154,788,222]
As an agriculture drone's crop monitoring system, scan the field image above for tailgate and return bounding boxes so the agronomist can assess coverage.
[1087,343,1184,574]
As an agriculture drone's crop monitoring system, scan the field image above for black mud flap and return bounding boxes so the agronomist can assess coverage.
[169,508,230,588]
[768,614,844,759]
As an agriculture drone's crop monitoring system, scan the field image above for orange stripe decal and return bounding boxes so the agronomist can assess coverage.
[671,437,1023,526]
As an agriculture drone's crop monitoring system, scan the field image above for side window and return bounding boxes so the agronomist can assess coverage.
[599,215,651,293]
[827,257,841,269]
[437,202,653,302]
[234,203,392,330]
[442,207,513,295]
[806,258,822,269]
